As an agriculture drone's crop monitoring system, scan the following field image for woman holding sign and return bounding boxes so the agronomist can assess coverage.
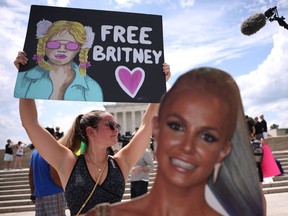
[86,67,264,216]
[14,20,103,101]
[15,51,170,215]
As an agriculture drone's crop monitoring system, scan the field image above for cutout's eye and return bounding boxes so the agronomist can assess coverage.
[167,121,185,131]
[200,133,218,143]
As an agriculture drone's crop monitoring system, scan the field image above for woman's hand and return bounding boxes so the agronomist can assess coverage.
[162,63,171,81]
[14,51,28,70]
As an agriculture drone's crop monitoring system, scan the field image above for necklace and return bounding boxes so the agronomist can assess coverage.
[85,154,108,172]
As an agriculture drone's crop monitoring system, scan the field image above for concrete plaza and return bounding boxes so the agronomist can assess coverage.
[1,192,288,216]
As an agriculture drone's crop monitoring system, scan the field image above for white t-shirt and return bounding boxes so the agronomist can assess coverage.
[16,144,25,156]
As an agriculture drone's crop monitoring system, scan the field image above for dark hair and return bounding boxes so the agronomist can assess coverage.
[107,147,114,156]
[29,144,35,150]
[45,127,55,136]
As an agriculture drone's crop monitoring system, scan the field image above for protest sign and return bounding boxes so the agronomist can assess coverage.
[14,5,165,102]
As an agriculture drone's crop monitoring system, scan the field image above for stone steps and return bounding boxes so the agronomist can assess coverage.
[0,163,158,214]
[1,151,288,214]
[0,205,35,214]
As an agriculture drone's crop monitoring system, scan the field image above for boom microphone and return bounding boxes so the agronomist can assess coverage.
[241,6,288,36]
[240,13,267,36]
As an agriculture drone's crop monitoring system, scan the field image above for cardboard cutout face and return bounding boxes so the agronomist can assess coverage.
[14,5,166,103]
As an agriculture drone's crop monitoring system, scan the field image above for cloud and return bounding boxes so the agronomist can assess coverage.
[237,29,288,128]
[114,0,141,8]
[47,0,70,6]
[163,5,276,76]
[179,0,195,8]
[36,100,105,134]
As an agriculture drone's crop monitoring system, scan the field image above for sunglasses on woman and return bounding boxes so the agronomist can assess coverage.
[46,40,80,51]
[93,121,121,131]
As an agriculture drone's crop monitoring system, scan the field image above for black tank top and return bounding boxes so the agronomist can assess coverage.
[65,155,125,215]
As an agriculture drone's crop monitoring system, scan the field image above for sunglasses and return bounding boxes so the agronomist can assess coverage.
[46,40,80,51]
[93,121,121,131]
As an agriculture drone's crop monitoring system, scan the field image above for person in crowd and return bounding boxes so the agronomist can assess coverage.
[259,114,268,139]
[275,157,287,176]
[85,67,264,216]
[3,139,14,170]
[149,137,156,160]
[250,137,267,214]
[130,148,154,199]
[55,126,64,140]
[15,51,170,215]
[251,139,264,182]
[254,117,264,140]
[121,132,132,148]
[14,20,103,101]
[29,127,66,216]
[261,138,281,179]
[112,141,122,155]
[13,141,26,169]
[131,127,139,137]
[245,115,255,140]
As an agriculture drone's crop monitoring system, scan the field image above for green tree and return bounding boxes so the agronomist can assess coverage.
[270,124,279,129]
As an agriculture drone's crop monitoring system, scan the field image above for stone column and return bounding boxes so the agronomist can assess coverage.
[132,111,135,133]
[123,112,127,134]
[114,112,118,123]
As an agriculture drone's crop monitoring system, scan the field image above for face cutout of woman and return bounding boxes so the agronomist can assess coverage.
[153,89,231,189]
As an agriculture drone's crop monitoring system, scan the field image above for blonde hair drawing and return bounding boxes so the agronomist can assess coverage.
[35,20,95,75]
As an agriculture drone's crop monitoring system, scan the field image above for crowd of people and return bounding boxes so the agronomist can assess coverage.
[3,139,27,170]
[246,114,268,140]
[9,25,284,215]
[2,126,64,170]
[246,113,286,207]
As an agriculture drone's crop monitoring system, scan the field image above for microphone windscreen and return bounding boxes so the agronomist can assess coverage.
[241,13,266,36]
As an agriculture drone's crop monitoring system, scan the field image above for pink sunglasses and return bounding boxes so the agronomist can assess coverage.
[46,40,80,51]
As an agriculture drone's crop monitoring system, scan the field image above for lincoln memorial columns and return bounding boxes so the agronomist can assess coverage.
[104,103,147,136]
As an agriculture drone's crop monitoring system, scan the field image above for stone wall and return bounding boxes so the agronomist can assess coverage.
[268,136,288,151]
[269,129,288,137]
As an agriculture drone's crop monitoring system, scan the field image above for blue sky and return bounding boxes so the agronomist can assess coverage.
[0,0,288,149]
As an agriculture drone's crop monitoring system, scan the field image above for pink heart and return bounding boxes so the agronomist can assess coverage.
[115,66,145,98]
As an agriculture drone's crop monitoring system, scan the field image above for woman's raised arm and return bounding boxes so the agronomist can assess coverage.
[16,51,76,188]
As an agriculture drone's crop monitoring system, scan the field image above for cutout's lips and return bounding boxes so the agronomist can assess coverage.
[171,158,196,170]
